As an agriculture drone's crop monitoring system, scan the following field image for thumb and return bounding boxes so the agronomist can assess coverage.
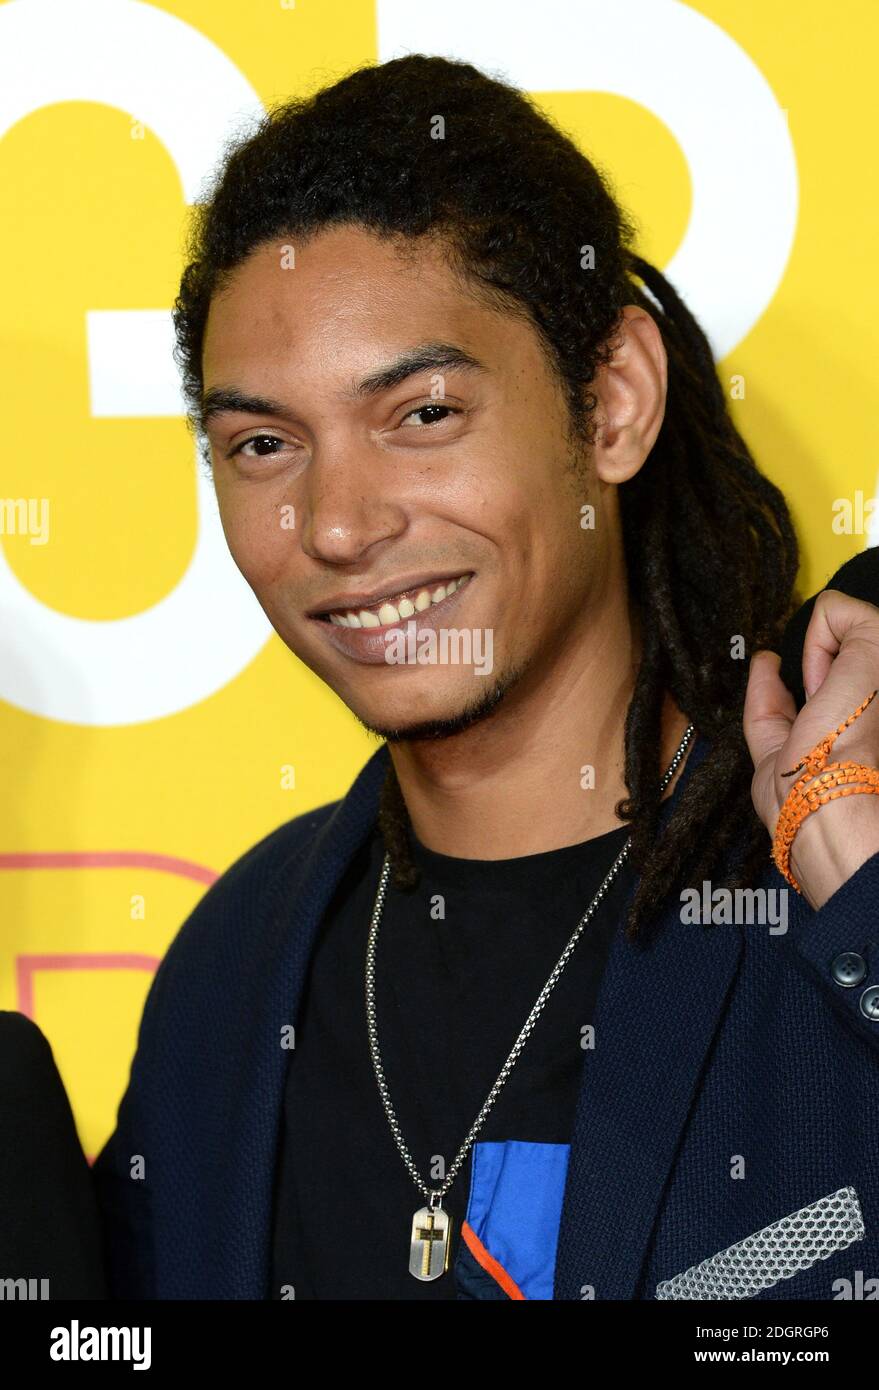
[743,649,797,769]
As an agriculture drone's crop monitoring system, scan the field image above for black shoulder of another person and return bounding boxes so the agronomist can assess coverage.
[0,1011,107,1298]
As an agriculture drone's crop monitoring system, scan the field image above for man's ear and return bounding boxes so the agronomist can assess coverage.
[591,305,668,485]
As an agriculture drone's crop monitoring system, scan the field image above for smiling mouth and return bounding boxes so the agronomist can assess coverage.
[316,572,472,629]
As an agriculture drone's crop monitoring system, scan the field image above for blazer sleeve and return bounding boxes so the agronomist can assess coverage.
[790,846,879,1049]
[89,801,346,1299]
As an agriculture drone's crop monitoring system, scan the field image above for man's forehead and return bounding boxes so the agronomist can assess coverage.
[200,226,553,412]
[206,234,485,351]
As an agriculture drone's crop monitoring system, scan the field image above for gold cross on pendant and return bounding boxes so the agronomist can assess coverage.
[409,1204,452,1281]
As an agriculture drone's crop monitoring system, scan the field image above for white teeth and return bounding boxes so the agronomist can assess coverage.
[377,601,401,626]
[327,573,471,626]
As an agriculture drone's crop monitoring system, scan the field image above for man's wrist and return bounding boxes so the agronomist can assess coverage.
[788,787,879,909]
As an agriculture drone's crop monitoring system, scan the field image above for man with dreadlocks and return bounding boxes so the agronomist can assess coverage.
[94,55,879,1301]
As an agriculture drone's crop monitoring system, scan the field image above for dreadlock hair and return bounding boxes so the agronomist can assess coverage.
[172,53,801,941]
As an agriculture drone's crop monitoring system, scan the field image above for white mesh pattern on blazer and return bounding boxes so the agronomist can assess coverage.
[655,1186,865,1300]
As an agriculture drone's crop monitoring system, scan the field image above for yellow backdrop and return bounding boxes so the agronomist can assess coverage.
[0,0,875,1159]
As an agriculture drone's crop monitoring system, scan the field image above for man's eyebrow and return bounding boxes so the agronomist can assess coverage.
[198,342,488,433]
[345,342,489,399]
[199,387,297,434]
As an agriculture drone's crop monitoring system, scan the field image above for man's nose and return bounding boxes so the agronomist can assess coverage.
[298,445,409,565]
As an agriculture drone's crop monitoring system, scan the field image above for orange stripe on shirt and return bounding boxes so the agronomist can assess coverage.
[461,1220,527,1300]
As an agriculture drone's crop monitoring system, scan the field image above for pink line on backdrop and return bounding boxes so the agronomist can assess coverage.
[16,954,163,1166]
[16,953,161,1020]
[4,849,218,1015]
[0,850,218,885]
[4,851,219,1162]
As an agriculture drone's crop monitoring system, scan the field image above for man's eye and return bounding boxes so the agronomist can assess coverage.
[401,404,458,428]
[229,434,289,459]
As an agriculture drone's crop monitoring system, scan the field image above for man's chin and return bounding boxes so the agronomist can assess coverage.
[351,666,522,744]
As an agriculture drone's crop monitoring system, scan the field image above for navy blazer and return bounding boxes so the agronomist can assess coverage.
[93,731,879,1299]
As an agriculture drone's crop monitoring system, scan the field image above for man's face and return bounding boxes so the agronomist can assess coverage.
[201,224,610,739]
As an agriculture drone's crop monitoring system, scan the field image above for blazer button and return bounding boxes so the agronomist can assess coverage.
[859,986,879,1022]
[830,952,867,987]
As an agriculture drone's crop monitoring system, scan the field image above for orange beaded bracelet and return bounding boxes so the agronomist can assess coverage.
[772,689,879,893]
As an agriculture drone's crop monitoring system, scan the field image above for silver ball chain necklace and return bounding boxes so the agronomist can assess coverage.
[365,722,696,1281]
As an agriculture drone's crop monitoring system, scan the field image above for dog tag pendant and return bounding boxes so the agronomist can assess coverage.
[409,1204,452,1280]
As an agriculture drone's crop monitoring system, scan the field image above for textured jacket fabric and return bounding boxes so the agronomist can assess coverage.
[92,727,879,1300]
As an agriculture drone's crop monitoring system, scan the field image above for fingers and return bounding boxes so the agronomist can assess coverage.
[801,588,879,699]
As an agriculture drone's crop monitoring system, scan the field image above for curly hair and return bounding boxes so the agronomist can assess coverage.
[173,53,801,940]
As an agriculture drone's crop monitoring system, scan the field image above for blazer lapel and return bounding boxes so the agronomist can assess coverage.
[192,729,738,1299]
[553,733,745,1300]
[197,742,390,1298]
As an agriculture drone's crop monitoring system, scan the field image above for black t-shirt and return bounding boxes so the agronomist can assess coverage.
[271,816,636,1300]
